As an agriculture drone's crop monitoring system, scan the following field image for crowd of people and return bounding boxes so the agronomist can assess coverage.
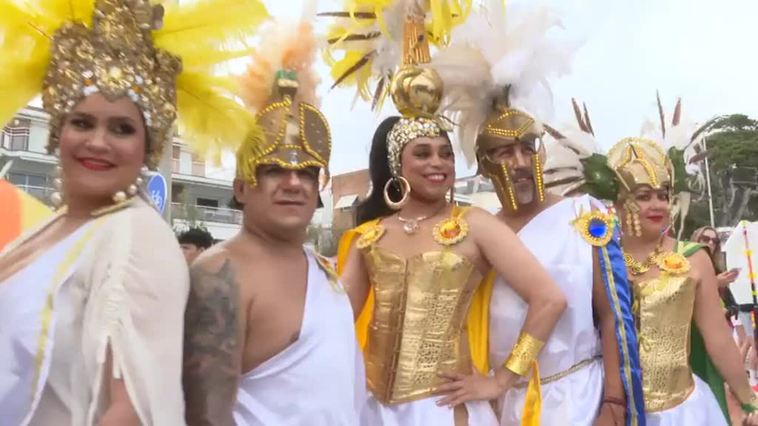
[1,1,756,425]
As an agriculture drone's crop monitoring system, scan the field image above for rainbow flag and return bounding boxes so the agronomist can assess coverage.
[0,179,52,251]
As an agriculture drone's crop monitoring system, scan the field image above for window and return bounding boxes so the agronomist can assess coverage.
[3,118,31,151]
[8,172,50,202]
[191,153,205,177]
[172,145,182,173]
[196,198,219,208]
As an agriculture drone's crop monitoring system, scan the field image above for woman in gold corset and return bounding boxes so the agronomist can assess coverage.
[337,107,566,424]
[606,136,758,425]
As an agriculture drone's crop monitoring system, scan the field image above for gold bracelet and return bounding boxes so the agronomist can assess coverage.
[504,332,545,376]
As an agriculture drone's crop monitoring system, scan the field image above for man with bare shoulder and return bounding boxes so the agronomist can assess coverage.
[182,20,364,426]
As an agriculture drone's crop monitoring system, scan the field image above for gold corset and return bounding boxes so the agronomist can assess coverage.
[634,272,697,412]
[360,246,479,404]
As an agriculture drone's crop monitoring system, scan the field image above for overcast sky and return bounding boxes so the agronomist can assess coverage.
[259,0,758,178]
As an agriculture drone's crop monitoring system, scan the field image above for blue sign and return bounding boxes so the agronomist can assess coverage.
[146,173,168,214]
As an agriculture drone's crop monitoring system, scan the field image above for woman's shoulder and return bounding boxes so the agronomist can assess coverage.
[95,198,187,281]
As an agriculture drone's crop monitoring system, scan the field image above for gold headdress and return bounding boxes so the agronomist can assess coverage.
[432,1,574,212]
[236,20,330,187]
[321,0,471,107]
[0,0,269,169]
[323,1,463,209]
[607,137,672,194]
[562,93,707,238]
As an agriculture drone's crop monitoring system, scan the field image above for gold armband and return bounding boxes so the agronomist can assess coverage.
[504,332,545,376]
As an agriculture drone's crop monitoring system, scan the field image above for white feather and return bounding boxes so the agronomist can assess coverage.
[432,0,577,165]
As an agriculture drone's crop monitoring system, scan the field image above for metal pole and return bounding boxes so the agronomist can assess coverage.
[704,137,716,227]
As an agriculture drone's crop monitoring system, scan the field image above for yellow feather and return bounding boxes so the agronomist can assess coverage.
[0,1,52,127]
[0,58,47,127]
[35,0,95,25]
[181,46,253,70]
[175,72,253,158]
[329,51,373,99]
[154,0,269,66]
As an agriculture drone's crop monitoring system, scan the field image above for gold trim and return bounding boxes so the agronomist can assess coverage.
[30,218,103,405]
[514,355,601,388]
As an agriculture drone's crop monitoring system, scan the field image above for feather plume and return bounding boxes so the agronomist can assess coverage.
[239,20,321,112]
[154,0,269,68]
[583,102,594,136]
[572,98,587,133]
[433,0,576,164]
[176,72,254,158]
[672,98,682,126]
[0,0,91,126]
[321,0,472,107]
[656,90,666,138]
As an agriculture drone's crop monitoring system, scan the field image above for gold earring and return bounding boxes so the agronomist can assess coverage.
[383,176,411,210]
[632,212,642,237]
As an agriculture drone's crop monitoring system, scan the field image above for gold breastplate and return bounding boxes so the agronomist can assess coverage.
[634,271,697,412]
[355,208,479,404]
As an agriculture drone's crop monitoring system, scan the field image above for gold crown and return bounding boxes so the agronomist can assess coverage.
[44,0,180,168]
[1,0,268,170]
[607,137,672,193]
[384,15,449,177]
[237,71,331,186]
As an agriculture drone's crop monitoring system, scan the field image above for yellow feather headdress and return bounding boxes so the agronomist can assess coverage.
[320,0,472,110]
[236,19,331,187]
[0,0,269,168]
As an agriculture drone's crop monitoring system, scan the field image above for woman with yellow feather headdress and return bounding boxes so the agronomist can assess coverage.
[547,95,758,425]
[329,2,567,425]
[0,0,267,424]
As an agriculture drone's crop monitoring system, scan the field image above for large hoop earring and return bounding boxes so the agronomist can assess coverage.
[383,176,411,210]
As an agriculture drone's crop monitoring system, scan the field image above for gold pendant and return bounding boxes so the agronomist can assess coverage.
[402,219,419,234]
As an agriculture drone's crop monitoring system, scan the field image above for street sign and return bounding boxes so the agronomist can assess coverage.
[146,173,168,214]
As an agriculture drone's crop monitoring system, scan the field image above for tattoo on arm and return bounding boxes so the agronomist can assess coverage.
[183,259,242,426]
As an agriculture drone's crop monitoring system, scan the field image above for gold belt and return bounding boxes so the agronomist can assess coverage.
[514,355,601,389]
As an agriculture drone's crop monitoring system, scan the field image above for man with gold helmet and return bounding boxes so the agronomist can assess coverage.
[182,19,365,426]
[432,4,643,425]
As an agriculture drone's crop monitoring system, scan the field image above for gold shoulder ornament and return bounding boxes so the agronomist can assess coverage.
[356,223,386,249]
[571,210,615,247]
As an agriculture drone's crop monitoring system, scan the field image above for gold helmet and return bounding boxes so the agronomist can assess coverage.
[430,2,572,213]
[236,21,330,188]
[475,90,546,212]
[607,137,672,195]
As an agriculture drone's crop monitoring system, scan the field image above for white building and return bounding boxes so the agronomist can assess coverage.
[1,105,334,242]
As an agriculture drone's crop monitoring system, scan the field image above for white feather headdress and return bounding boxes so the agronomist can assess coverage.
[431,0,576,164]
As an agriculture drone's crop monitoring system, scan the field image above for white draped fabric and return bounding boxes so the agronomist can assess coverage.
[489,195,603,426]
[234,250,365,426]
[361,396,498,426]
[645,375,727,426]
[0,198,189,425]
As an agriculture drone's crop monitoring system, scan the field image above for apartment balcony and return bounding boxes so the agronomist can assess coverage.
[171,202,242,225]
